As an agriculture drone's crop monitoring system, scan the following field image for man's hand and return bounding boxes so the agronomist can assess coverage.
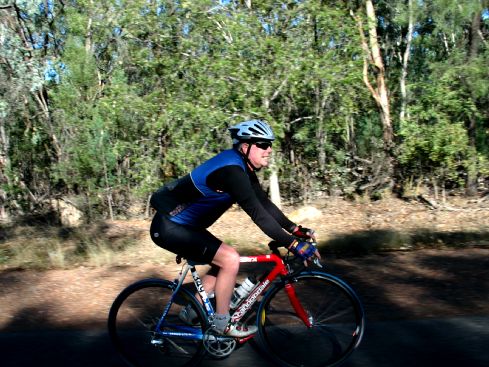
[288,240,320,266]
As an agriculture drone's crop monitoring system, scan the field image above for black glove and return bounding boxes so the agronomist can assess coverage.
[292,225,315,240]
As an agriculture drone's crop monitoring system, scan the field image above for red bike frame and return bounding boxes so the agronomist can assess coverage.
[230,253,312,328]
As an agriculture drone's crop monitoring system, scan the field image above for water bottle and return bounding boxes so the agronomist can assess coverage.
[230,275,257,309]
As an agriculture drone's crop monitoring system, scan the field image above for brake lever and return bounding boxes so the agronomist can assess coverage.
[309,241,323,268]
[312,257,323,268]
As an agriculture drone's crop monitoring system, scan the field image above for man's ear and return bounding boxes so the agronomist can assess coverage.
[239,143,249,153]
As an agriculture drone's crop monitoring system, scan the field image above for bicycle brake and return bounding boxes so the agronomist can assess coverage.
[312,257,323,268]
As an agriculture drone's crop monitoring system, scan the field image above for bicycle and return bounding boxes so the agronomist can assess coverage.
[108,241,365,367]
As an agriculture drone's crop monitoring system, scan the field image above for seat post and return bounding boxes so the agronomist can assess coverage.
[173,262,191,295]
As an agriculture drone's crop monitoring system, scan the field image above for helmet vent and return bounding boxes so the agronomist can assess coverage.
[228,119,275,142]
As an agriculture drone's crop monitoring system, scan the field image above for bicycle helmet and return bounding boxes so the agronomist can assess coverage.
[228,119,275,144]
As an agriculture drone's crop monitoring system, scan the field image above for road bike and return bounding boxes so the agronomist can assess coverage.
[108,241,365,367]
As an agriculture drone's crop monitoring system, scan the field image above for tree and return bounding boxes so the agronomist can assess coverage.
[0,0,66,218]
[398,0,489,195]
[347,1,396,196]
[2,0,488,222]
[351,1,393,154]
[399,0,415,125]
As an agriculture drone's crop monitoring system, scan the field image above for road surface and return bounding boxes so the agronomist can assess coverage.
[0,315,487,367]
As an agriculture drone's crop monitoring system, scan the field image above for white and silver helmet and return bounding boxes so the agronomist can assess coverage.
[228,119,275,144]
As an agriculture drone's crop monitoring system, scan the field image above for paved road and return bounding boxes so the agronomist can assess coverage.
[1,316,488,367]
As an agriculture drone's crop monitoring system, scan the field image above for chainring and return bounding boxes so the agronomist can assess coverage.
[203,328,237,358]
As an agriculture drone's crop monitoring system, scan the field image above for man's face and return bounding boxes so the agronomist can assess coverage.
[242,141,273,169]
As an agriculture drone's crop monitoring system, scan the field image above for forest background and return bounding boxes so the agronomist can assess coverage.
[0,0,488,227]
[1,1,489,342]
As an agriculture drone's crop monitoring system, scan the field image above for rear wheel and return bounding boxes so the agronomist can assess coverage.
[108,279,207,367]
[257,272,365,367]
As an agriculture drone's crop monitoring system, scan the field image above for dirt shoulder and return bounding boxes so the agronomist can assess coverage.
[0,197,488,331]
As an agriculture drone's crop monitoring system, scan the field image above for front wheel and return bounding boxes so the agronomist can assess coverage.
[256,272,365,367]
[108,279,207,367]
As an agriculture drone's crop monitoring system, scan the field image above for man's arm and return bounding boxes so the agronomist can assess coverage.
[207,166,296,246]
[249,172,297,232]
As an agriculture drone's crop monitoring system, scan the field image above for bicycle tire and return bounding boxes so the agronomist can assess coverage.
[256,271,365,367]
[108,278,208,367]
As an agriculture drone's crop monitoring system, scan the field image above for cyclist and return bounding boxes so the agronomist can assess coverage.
[149,119,319,337]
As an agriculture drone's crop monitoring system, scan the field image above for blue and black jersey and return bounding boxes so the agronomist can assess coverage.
[150,148,296,246]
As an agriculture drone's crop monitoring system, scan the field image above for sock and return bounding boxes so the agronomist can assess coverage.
[213,313,230,332]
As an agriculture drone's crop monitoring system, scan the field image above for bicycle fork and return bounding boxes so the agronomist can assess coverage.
[284,282,313,328]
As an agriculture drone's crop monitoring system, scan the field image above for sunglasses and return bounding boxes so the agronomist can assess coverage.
[254,141,273,150]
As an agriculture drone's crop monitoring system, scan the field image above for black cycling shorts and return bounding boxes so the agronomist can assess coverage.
[150,213,222,264]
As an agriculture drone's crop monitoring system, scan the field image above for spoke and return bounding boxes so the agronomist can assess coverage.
[314,307,354,324]
[110,281,207,367]
[315,295,342,316]
[312,323,356,337]
[259,275,364,367]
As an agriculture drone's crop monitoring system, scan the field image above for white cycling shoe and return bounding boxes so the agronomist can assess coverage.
[221,323,258,338]
[181,305,257,338]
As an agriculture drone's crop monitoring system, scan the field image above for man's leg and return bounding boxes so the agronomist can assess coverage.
[208,243,240,315]
[209,243,258,336]
[200,265,219,299]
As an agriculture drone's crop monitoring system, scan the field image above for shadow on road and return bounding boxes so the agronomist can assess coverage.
[1,227,488,366]
[0,316,488,367]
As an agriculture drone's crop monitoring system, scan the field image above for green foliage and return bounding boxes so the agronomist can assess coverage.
[2,0,489,220]
[399,119,470,182]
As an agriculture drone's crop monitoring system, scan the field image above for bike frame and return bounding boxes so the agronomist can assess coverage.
[153,253,311,343]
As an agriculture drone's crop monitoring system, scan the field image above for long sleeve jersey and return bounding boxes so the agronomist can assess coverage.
[150,148,296,246]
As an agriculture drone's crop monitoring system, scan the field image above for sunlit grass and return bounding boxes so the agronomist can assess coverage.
[1,219,487,270]
[0,222,144,270]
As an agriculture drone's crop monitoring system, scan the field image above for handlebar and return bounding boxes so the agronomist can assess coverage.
[268,240,322,268]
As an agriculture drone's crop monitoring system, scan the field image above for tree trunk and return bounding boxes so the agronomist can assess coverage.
[350,1,396,194]
[32,92,62,162]
[0,118,10,220]
[85,11,93,52]
[364,0,393,152]
[400,0,414,124]
[8,3,62,162]
[469,9,482,59]
[465,7,484,196]
[269,168,282,209]
[315,86,328,173]
[263,78,288,207]
[351,2,394,155]
[466,8,483,149]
